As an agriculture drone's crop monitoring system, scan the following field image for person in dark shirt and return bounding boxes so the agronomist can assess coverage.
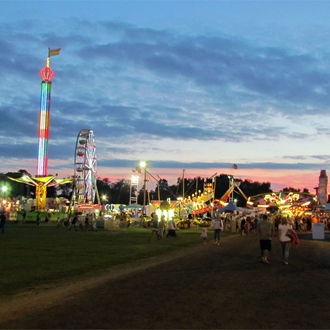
[257,214,274,264]
[0,211,6,234]
[84,214,89,231]
[36,213,40,226]
[22,210,26,224]
[240,217,246,236]
[69,214,78,231]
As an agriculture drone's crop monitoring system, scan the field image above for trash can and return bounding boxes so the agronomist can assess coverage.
[312,223,325,240]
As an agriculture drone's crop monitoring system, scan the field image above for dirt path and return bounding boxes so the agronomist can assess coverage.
[1,233,330,329]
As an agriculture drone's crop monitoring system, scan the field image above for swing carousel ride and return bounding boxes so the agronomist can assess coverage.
[8,48,72,211]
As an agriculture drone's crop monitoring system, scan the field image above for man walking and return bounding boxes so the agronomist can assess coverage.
[0,211,6,234]
[257,214,274,263]
[69,213,78,231]
[36,212,40,226]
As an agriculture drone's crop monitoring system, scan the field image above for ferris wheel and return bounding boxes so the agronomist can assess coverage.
[73,129,100,205]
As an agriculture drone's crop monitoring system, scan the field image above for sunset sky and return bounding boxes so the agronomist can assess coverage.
[1,1,330,194]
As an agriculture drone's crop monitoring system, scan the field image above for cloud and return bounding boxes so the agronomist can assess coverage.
[0,16,329,184]
[97,159,324,171]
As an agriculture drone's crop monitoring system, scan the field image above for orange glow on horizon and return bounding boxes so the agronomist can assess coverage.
[95,167,319,194]
[4,164,320,195]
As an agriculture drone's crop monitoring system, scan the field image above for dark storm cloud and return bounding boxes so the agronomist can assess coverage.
[285,155,330,162]
[76,22,330,113]
[0,142,36,159]
[98,159,323,171]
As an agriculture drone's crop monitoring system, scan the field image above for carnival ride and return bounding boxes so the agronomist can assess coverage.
[217,178,248,206]
[8,48,73,211]
[72,129,100,206]
[247,191,316,217]
[151,176,250,218]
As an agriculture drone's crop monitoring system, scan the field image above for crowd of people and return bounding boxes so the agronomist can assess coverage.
[148,212,178,241]
[218,212,330,235]
[61,212,97,231]
[143,210,330,267]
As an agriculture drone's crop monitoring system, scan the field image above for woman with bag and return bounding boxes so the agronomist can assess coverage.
[278,217,293,265]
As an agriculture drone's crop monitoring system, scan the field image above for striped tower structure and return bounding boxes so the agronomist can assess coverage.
[37,48,60,176]
[7,48,73,211]
[35,48,61,210]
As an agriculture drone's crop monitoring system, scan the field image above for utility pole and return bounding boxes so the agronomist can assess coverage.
[139,161,148,215]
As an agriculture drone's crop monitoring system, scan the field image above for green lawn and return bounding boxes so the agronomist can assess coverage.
[0,223,233,297]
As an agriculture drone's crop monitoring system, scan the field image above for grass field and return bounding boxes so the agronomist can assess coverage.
[0,223,233,298]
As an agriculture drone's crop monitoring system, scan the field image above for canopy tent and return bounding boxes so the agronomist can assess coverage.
[124,204,142,210]
[217,201,242,213]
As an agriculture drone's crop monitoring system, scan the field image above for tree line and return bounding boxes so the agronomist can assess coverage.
[1,170,311,207]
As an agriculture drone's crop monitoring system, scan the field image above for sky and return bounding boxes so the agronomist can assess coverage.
[1,0,330,194]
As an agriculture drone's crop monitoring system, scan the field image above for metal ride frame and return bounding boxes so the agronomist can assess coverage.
[72,129,100,206]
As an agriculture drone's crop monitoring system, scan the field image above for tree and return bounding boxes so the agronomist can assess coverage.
[109,179,130,204]
[0,169,315,207]
[239,180,272,200]
[281,187,301,193]
[96,178,112,203]
[56,180,74,199]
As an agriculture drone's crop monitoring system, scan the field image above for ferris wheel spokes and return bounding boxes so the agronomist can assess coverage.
[73,128,100,205]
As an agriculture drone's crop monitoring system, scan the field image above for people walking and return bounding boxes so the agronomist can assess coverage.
[278,217,293,265]
[257,214,274,264]
[36,213,40,226]
[158,215,166,241]
[0,211,6,234]
[211,214,224,245]
[240,216,247,236]
[84,214,90,231]
[22,210,26,224]
[69,214,78,231]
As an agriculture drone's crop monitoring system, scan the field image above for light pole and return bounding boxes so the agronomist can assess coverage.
[228,175,234,202]
[101,195,108,204]
[140,161,147,215]
[1,186,7,199]
[147,172,161,204]
[130,175,139,205]
[177,197,183,219]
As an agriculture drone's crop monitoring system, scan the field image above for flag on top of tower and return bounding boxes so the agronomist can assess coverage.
[232,164,238,169]
[48,48,61,57]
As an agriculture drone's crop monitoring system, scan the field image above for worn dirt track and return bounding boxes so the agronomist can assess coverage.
[1,232,330,329]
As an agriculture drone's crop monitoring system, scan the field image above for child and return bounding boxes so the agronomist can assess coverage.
[201,228,207,245]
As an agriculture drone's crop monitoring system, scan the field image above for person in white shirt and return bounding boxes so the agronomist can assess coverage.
[278,217,292,265]
[211,214,224,245]
[200,228,207,245]
[166,218,177,238]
